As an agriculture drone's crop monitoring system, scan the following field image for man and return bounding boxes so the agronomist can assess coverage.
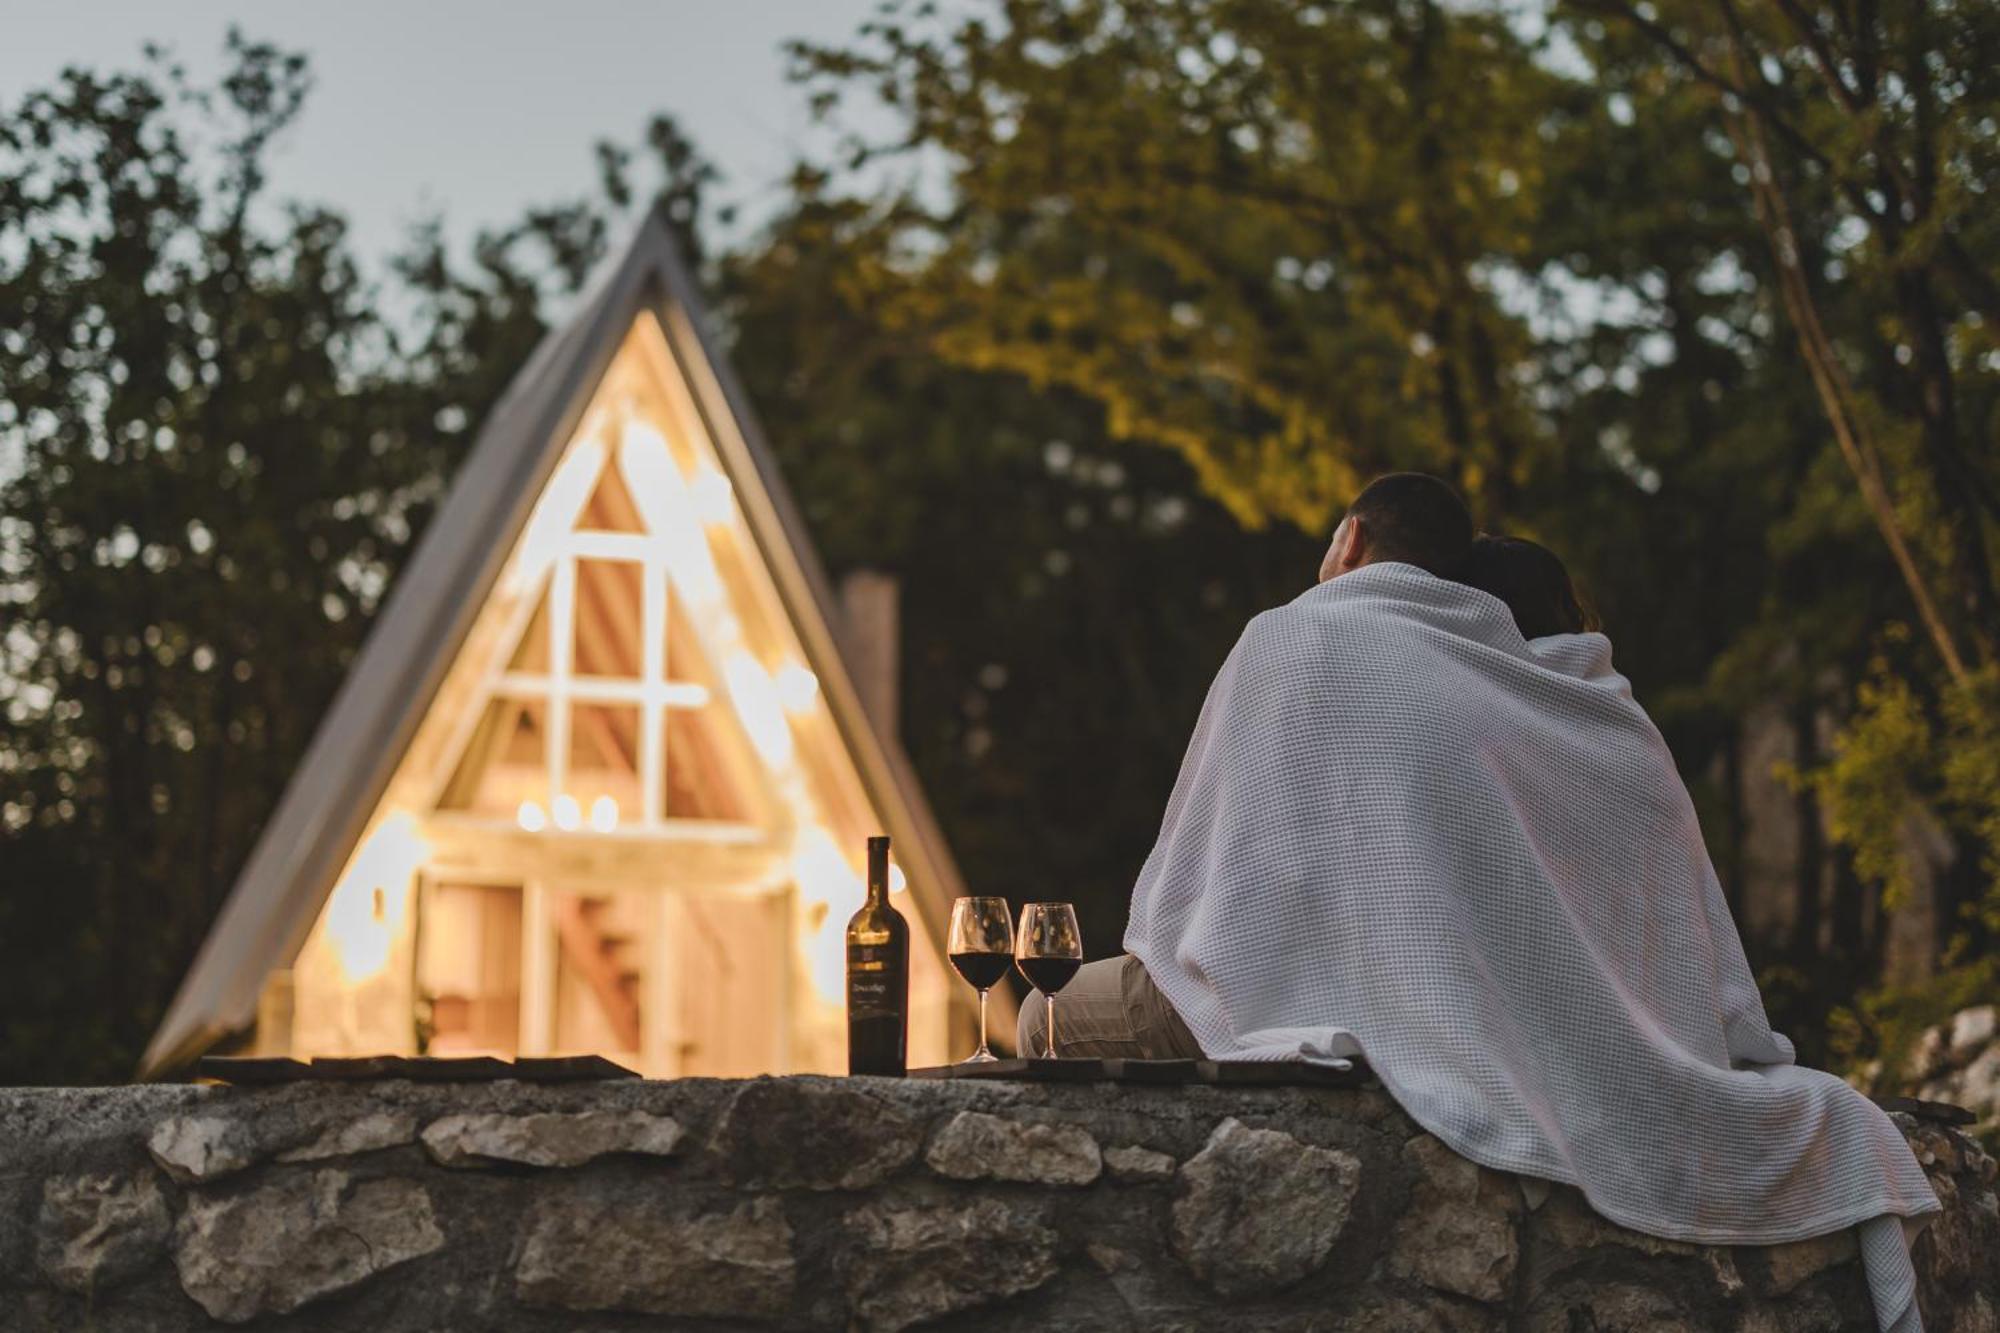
[1027,470,1936,1332]
[1016,472,1474,1058]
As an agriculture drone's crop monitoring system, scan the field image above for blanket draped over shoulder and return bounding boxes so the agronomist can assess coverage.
[1123,563,1940,1331]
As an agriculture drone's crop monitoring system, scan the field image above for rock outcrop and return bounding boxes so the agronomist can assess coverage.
[0,1075,1993,1330]
[1908,1004,2000,1144]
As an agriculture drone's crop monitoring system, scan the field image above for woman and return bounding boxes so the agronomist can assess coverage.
[1458,533,1598,639]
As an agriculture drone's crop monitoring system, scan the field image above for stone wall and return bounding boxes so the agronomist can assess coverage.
[2,1076,1995,1331]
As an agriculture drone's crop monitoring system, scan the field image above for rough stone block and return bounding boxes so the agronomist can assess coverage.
[36,1172,172,1293]
[1333,1294,1505,1331]
[1747,1229,1859,1298]
[420,1109,681,1168]
[1171,1116,1362,1297]
[1537,1186,1697,1259]
[1911,1178,1994,1291]
[1388,1133,1521,1303]
[845,1197,1059,1332]
[711,1077,920,1189]
[276,1111,418,1163]
[1524,1280,1706,1332]
[149,1113,257,1184]
[515,1188,793,1319]
[1732,1289,1849,1332]
[925,1110,1102,1185]
[1944,1293,1999,1333]
[172,1169,443,1322]
[0,1172,30,1278]
[1104,1144,1179,1181]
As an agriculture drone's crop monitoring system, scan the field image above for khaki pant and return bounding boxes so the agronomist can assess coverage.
[1015,954,1201,1059]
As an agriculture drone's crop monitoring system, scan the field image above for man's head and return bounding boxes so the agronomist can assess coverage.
[1317,472,1474,583]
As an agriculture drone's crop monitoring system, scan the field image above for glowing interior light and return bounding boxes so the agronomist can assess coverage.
[889,863,908,894]
[323,812,426,984]
[508,434,606,593]
[552,794,582,831]
[618,420,723,608]
[589,794,619,832]
[793,827,866,1002]
[516,799,548,833]
[724,650,793,769]
[690,467,734,523]
[776,661,820,714]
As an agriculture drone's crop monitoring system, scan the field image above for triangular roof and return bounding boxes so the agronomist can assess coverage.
[141,206,971,1076]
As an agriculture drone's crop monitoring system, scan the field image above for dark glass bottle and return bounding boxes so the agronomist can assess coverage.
[846,835,909,1076]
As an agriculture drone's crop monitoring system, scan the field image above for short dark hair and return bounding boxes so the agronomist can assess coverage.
[1346,473,1474,576]
[1459,534,1598,638]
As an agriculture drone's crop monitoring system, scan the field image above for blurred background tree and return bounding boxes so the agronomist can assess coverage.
[0,35,615,1080]
[1,1,1993,1083]
[786,0,1999,1070]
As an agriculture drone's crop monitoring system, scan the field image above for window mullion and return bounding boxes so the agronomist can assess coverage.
[641,557,666,827]
[547,555,577,809]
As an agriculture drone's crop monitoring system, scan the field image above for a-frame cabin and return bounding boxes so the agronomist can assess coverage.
[141,208,987,1077]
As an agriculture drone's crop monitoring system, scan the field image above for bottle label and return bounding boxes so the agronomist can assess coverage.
[848,943,905,1019]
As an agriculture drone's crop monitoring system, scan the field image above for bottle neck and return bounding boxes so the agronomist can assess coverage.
[865,836,891,907]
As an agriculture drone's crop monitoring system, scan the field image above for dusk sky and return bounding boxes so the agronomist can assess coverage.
[0,1,893,267]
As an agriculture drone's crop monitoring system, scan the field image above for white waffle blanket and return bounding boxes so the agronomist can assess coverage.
[1124,562,1940,1330]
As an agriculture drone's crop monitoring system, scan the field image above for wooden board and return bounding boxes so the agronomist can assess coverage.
[910,1057,1373,1087]
[306,1056,411,1081]
[909,1058,1108,1082]
[509,1054,640,1081]
[396,1056,517,1081]
[196,1053,642,1085]
[1198,1059,1370,1087]
[1101,1058,1201,1084]
[194,1056,313,1084]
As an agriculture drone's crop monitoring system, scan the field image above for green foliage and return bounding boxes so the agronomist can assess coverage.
[791,0,1999,1077]
[1835,950,2000,1103]
[1822,668,2000,1104]
[1786,635,1936,910]
[1941,672,2000,911]
[0,36,433,1079]
[0,37,695,1081]
[788,0,1574,532]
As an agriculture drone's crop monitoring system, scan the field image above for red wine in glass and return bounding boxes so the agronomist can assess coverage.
[1016,955,1080,994]
[1014,903,1083,1058]
[949,951,1013,991]
[947,897,1015,1063]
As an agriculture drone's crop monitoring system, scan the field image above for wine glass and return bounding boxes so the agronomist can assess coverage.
[947,897,1014,1063]
[1014,902,1083,1059]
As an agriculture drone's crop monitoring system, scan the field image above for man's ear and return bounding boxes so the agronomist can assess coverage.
[1338,515,1369,572]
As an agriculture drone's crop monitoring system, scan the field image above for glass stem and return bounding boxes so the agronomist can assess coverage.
[1046,994,1058,1059]
[977,988,991,1058]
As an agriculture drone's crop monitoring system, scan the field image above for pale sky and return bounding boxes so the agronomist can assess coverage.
[0,0,894,266]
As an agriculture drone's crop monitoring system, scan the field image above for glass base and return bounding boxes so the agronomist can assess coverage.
[959,1048,1000,1064]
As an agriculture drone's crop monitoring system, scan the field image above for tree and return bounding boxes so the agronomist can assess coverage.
[1568,0,2000,677]
[0,36,631,1081]
[789,0,1582,533]
[1560,0,2000,1067]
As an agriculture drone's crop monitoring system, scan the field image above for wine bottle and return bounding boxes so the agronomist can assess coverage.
[846,834,909,1076]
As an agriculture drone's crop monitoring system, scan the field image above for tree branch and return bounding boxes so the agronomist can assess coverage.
[1716,46,1975,680]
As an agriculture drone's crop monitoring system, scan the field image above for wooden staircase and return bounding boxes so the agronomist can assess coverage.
[552,894,642,1052]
